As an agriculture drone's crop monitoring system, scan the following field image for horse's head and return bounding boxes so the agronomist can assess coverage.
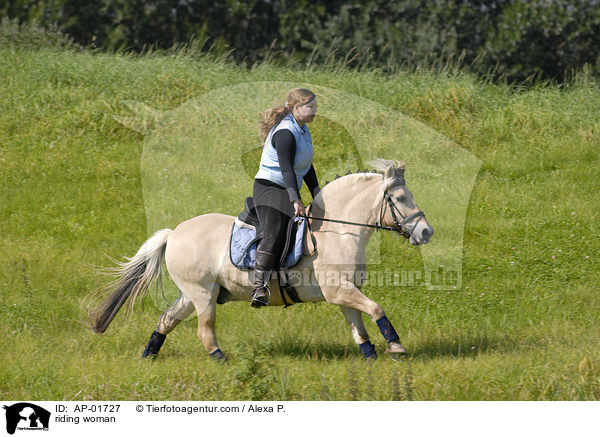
[371,159,434,246]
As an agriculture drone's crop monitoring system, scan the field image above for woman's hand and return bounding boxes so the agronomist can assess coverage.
[293,200,306,217]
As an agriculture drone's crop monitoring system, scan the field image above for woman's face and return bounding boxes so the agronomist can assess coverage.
[294,98,317,123]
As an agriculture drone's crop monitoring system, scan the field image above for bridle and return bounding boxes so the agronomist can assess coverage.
[379,192,426,238]
[302,189,426,239]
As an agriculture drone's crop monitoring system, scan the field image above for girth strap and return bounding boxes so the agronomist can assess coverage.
[275,219,303,308]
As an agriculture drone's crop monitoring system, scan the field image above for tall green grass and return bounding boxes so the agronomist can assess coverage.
[0,45,599,400]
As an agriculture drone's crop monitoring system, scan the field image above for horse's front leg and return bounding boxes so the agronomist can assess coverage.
[320,277,407,358]
[340,306,377,359]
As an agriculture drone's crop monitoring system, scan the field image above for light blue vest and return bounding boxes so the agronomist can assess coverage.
[255,113,313,190]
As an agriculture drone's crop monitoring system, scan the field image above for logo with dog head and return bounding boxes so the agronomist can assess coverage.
[3,403,50,435]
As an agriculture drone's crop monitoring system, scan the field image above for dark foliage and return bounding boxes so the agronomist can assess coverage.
[2,0,600,82]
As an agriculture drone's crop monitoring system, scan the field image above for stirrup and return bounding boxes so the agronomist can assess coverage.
[250,286,270,308]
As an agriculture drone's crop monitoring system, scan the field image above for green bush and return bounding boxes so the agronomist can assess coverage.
[0,17,81,50]
[2,1,600,81]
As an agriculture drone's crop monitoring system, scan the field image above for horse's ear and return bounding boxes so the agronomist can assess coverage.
[396,161,406,178]
[384,164,396,180]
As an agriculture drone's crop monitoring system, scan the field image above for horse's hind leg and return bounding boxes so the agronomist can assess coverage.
[340,306,377,360]
[171,279,224,361]
[142,292,195,358]
[157,292,195,334]
[194,293,224,361]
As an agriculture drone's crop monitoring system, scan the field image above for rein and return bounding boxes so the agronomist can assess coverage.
[301,192,425,238]
[300,215,397,232]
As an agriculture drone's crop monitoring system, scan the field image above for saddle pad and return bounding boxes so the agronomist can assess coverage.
[229,217,306,270]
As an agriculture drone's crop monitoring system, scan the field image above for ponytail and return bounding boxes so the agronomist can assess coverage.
[258,88,316,145]
[259,106,290,144]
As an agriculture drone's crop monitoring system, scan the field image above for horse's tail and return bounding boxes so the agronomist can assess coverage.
[88,228,172,334]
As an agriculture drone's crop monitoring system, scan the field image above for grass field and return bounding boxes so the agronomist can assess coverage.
[1,45,599,401]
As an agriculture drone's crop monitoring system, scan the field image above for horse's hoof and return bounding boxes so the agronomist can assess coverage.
[386,342,407,355]
[209,348,227,363]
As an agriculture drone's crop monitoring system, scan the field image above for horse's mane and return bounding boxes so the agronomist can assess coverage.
[310,171,381,216]
[321,169,382,190]
[314,158,407,205]
[317,158,405,195]
[367,158,405,173]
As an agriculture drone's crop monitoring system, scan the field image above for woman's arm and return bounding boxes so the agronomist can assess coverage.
[303,165,321,199]
[273,129,301,202]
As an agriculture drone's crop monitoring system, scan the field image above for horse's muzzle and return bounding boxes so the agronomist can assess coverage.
[409,222,434,245]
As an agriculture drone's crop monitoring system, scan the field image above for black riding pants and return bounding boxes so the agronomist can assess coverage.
[253,179,294,270]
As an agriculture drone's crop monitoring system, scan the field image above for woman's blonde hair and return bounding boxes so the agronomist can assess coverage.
[259,88,316,144]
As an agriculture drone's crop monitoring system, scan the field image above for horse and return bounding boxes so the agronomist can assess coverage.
[87,159,434,361]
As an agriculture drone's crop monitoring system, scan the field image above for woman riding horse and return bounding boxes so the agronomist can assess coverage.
[87,87,434,361]
[250,88,320,307]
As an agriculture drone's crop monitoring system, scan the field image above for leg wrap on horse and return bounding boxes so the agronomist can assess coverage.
[359,341,377,360]
[142,330,166,358]
[376,316,400,343]
[209,348,226,361]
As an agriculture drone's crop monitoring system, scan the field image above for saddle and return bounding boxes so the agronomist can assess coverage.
[229,197,307,306]
[230,197,306,270]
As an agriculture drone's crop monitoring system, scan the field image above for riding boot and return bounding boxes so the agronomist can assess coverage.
[250,250,278,308]
[250,269,271,307]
